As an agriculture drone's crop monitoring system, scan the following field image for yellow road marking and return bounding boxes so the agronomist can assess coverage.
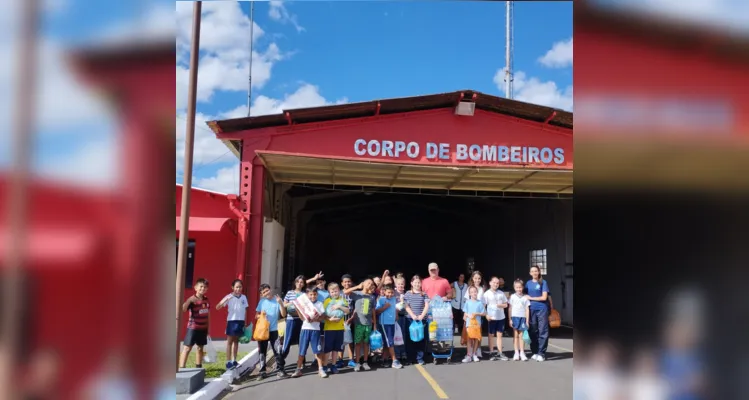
[549,343,573,353]
[414,364,449,399]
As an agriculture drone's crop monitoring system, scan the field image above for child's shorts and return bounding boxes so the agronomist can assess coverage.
[488,319,505,335]
[323,330,344,353]
[183,328,208,347]
[380,324,395,348]
[354,324,372,344]
[299,329,322,355]
[511,317,528,331]
[226,320,245,337]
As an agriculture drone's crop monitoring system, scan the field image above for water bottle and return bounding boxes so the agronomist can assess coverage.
[429,320,438,341]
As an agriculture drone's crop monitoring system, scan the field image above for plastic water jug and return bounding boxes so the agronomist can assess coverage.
[429,320,438,341]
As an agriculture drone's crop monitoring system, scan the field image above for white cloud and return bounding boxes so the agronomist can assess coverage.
[493,37,573,111]
[176,1,286,110]
[493,68,573,111]
[177,83,346,172]
[184,84,346,188]
[194,164,240,194]
[223,83,348,117]
[175,112,236,172]
[176,1,265,56]
[538,38,572,68]
[268,1,305,32]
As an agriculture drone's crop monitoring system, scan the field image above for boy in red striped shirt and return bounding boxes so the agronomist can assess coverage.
[179,279,211,369]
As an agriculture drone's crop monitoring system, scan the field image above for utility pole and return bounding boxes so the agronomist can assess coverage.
[1,0,37,397]
[176,0,202,371]
[247,1,254,116]
[504,1,514,99]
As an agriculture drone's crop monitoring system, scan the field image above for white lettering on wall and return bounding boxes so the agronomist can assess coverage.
[354,139,367,156]
[353,139,567,165]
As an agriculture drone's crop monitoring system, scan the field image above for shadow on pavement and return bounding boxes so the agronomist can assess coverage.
[549,326,574,339]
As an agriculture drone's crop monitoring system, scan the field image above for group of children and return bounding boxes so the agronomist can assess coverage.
[179,266,550,380]
[461,276,532,363]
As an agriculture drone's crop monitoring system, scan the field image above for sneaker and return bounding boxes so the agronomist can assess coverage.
[277,370,289,378]
[232,361,239,368]
[225,361,234,370]
[462,356,472,363]
[392,360,403,369]
[417,359,425,365]
[329,365,339,374]
[498,353,510,361]
[472,355,480,362]
[291,369,303,378]
[362,362,371,371]
[319,368,328,378]
[513,352,520,361]
[536,355,545,362]
[195,364,203,369]
[256,372,266,381]
[354,363,361,372]
[348,360,357,368]
[489,353,499,361]
[531,354,539,361]
[520,352,528,361]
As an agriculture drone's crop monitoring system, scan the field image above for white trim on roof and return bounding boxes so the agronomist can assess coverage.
[175,183,228,196]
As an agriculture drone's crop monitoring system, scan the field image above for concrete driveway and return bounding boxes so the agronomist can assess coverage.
[225,328,573,400]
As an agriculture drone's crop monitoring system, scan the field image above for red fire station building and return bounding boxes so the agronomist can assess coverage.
[206,91,575,328]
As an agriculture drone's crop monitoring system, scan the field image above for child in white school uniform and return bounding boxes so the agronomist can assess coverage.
[508,279,531,361]
[215,279,249,369]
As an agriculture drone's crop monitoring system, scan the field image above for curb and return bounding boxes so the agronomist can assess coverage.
[186,348,260,400]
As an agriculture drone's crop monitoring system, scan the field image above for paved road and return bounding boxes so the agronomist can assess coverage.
[226,328,573,400]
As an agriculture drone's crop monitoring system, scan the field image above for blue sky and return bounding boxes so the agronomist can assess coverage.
[175,1,573,194]
[1,0,571,192]
[3,0,743,192]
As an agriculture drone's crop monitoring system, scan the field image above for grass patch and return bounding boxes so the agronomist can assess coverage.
[185,351,249,379]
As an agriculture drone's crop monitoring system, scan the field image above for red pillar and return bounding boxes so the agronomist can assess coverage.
[238,140,268,313]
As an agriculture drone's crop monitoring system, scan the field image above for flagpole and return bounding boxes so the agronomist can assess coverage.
[176,0,202,371]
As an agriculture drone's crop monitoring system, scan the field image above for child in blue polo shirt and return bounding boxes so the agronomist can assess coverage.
[376,285,402,369]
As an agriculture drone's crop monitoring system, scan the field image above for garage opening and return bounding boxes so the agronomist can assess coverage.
[289,187,567,282]
[257,152,571,312]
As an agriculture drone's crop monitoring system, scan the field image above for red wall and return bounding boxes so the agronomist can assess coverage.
[0,178,117,398]
[175,185,238,339]
[177,230,238,340]
[232,108,573,169]
[176,185,235,218]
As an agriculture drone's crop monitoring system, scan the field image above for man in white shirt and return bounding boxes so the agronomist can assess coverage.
[482,277,509,361]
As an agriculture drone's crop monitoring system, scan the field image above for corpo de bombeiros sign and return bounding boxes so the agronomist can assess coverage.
[353,138,565,165]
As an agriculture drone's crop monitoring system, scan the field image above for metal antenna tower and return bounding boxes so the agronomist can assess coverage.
[247,1,255,116]
[504,1,514,99]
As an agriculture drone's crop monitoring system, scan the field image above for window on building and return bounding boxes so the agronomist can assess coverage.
[176,240,196,289]
[529,249,547,276]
